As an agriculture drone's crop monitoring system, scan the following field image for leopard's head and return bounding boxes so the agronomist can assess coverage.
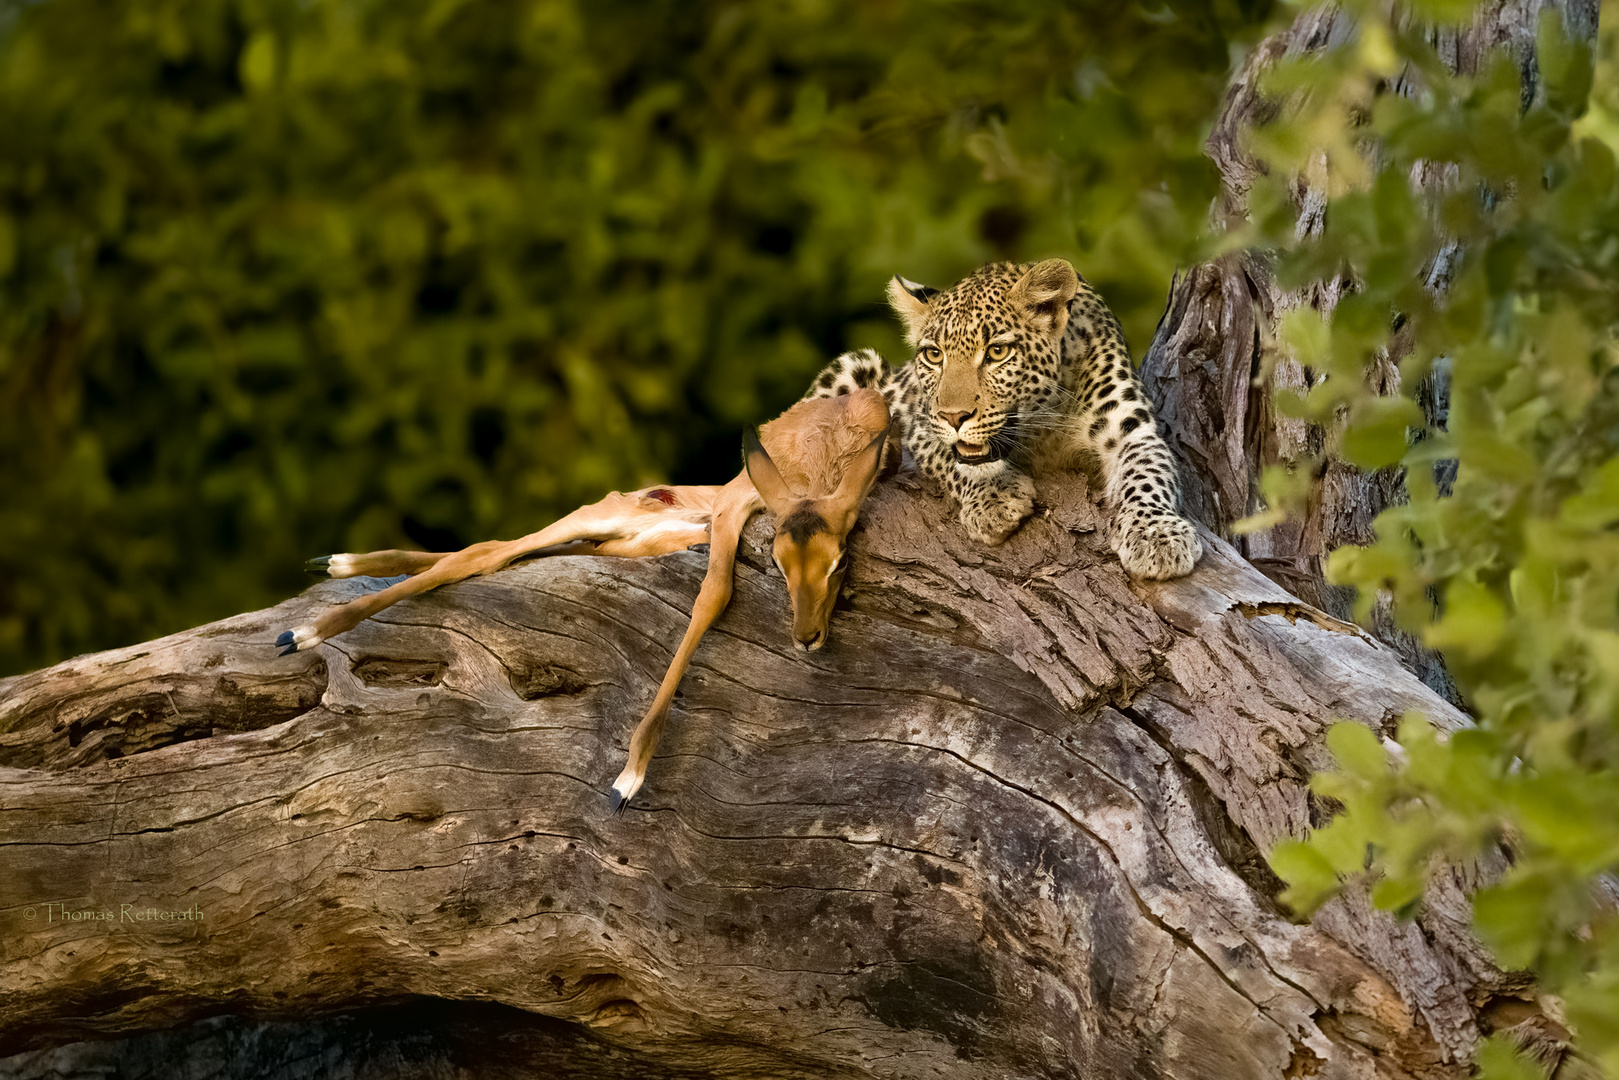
[889,259,1079,466]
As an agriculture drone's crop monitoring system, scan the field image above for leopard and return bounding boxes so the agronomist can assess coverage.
[805,258,1201,580]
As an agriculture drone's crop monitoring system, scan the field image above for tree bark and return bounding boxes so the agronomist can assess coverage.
[0,462,1539,1080]
[1141,0,1601,707]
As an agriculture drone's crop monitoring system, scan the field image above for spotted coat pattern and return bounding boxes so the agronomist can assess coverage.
[805,261,1201,579]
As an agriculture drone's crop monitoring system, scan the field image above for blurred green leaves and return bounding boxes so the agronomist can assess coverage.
[1246,2,1619,1074]
[0,0,1277,675]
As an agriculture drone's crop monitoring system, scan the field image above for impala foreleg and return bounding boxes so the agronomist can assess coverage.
[609,476,761,811]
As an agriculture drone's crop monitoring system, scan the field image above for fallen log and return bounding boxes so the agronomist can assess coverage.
[0,462,1536,1080]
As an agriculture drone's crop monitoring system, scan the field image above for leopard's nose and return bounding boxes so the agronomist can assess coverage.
[938,409,975,431]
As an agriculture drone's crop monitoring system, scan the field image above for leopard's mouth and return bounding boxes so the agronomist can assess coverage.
[948,413,1019,465]
[953,441,994,464]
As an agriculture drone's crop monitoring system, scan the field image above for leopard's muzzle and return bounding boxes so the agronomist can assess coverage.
[950,413,1019,464]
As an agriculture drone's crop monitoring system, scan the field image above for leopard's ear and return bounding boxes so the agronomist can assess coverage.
[1008,259,1080,337]
[886,276,937,347]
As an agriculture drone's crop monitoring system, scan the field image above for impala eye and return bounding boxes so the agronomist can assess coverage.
[985,342,1013,362]
[830,551,846,575]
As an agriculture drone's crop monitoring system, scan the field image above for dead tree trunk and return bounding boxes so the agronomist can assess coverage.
[0,463,1528,1080]
[0,3,1595,1078]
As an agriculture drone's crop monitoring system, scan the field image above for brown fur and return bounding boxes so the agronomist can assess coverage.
[758,389,890,497]
[611,387,888,810]
[279,388,890,813]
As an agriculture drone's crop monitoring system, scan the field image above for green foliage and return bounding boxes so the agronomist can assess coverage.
[1248,2,1619,1074]
[1478,1035,1560,1080]
[0,0,1276,675]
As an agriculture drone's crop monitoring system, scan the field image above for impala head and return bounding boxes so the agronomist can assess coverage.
[744,424,887,652]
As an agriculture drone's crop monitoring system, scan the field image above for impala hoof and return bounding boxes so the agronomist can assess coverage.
[310,553,361,577]
[275,624,323,655]
[609,765,644,815]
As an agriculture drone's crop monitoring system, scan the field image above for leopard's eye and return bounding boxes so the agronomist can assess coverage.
[985,342,1013,362]
[918,345,943,365]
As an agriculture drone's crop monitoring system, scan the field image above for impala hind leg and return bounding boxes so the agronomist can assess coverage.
[278,538,523,655]
[593,521,712,557]
[277,486,722,655]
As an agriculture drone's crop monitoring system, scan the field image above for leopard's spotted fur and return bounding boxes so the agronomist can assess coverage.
[806,260,1201,579]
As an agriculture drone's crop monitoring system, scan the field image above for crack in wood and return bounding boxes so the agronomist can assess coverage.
[1234,600,1368,638]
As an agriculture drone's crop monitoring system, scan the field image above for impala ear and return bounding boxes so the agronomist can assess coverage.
[887,275,938,347]
[743,428,796,516]
[1008,258,1079,337]
[828,429,887,523]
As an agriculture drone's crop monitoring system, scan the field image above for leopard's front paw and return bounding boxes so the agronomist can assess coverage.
[959,469,1036,546]
[1116,510,1202,580]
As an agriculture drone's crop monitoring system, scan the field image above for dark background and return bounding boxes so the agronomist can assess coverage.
[0,0,1277,675]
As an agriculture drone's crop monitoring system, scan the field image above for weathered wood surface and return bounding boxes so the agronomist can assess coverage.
[0,461,1541,1080]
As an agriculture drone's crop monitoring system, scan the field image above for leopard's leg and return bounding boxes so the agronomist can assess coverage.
[946,458,1036,546]
[898,411,1035,545]
[1071,341,1202,579]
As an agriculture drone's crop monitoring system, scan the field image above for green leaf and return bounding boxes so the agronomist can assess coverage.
[1538,10,1595,118]
[1473,876,1554,971]
[1269,840,1341,916]
[1403,0,1487,25]
[239,31,278,94]
[1475,1033,1552,1080]
[1424,579,1507,660]
[1278,307,1331,366]
[1326,721,1390,782]
[1370,872,1426,914]
[1562,457,1619,530]
[1341,397,1424,470]
[1233,462,1314,535]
